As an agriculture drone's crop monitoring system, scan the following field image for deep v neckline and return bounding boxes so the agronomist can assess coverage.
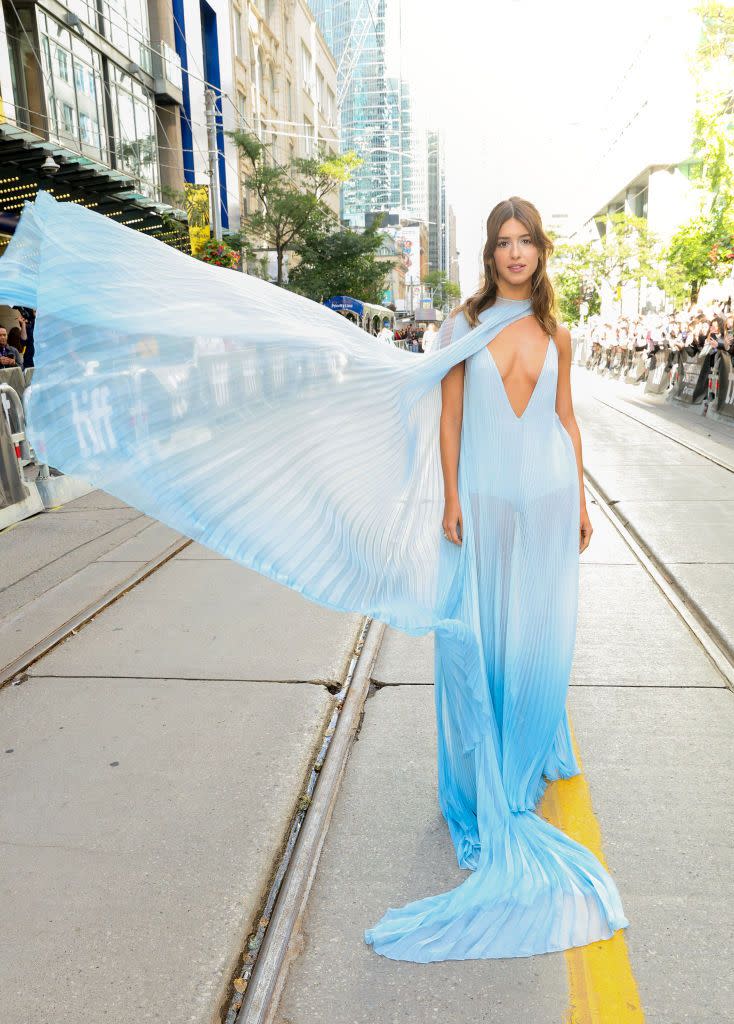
[484,336,553,422]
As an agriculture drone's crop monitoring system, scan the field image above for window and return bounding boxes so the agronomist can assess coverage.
[300,43,312,89]
[316,68,324,109]
[326,86,335,122]
[234,9,243,60]
[64,0,99,32]
[100,0,152,71]
[286,78,292,121]
[255,48,263,93]
[79,111,94,144]
[303,115,313,156]
[56,47,69,82]
[59,101,75,135]
[109,62,160,198]
[237,90,246,126]
[38,11,107,161]
[268,63,277,106]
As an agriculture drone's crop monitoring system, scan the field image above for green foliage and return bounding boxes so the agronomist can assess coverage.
[229,130,362,285]
[665,216,730,301]
[662,3,734,301]
[549,213,660,322]
[422,270,461,312]
[160,185,187,210]
[286,218,391,304]
[553,270,600,326]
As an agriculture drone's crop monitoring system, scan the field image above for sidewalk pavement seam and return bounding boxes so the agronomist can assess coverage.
[24,673,352,686]
[0,511,148,597]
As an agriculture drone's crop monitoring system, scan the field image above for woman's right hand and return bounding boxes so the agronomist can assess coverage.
[442,497,463,545]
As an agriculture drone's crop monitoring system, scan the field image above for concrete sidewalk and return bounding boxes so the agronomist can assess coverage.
[574,365,734,661]
[1,517,364,1024]
[274,383,733,1024]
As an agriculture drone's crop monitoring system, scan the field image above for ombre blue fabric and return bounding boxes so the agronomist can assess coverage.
[0,192,629,961]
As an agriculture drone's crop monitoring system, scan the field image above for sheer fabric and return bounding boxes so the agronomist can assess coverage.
[0,192,628,960]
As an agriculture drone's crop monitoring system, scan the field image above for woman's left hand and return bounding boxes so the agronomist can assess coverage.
[579,505,593,553]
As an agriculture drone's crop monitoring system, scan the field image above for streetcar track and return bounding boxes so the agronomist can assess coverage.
[591,390,734,473]
[228,616,385,1024]
[1,525,384,1023]
[581,390,734,692]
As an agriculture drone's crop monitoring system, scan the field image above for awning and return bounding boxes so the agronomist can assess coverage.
[0,122,191,254]
[324,295,364,316]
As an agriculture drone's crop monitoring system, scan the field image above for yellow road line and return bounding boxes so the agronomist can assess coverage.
[540,715,645,1024]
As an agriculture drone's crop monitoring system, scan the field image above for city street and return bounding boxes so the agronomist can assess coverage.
[1,364,732,1023]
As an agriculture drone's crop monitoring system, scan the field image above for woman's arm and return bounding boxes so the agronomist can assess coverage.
[440,360,465,545]
[554,325,592,554]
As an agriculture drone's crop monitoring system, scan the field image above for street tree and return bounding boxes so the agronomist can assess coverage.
[286,216,393,304]
[421,270,461,312]
[231,131,362,285]
[663,2,734,301]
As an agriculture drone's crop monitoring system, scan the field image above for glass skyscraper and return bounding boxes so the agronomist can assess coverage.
[311,0,428,229]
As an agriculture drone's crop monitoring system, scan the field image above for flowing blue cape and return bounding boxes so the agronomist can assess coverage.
[0,191,537,755]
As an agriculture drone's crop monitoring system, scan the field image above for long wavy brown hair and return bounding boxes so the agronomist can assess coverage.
[452,196,558,337]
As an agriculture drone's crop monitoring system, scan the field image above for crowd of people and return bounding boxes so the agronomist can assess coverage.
[577,299,734,374]
[373,318,441,352]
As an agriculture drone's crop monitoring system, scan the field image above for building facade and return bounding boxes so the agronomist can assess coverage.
[0,0,242,252]
[562,9,703,314]
[228,0,339,279]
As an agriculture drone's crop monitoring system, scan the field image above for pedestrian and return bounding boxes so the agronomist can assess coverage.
[422,322,439,353]
[0,324,24,368]
[375,319,394,345]
[12,306,35,367]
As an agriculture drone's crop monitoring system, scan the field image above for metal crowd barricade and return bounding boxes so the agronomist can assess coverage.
[626,351,648,384]
[706,351,734,419]
[644,351,671,395]
[0,376,93,529]
[0,381,44,526]
[575,327,734,423]
[673,348,712,404]
[0,365,27,400]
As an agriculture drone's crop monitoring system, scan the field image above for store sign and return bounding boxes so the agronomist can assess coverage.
[395,225,421,285]
[324,296,364,315]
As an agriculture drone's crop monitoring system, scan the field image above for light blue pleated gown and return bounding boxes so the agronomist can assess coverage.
[0,192,629,963]
[364,308,629,960]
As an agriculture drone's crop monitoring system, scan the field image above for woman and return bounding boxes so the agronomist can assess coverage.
[0,191,628,963]
[364,199,626,961]
[422,321,440,353]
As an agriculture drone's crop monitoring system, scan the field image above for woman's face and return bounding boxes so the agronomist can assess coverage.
[493,217,539,293]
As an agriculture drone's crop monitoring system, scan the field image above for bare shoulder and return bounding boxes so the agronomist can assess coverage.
[553,323,572,357]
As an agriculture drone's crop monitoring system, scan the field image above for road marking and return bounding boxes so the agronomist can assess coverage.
[540,716,645,1024]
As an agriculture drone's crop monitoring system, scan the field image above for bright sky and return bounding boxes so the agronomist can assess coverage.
[387,0,703,298]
